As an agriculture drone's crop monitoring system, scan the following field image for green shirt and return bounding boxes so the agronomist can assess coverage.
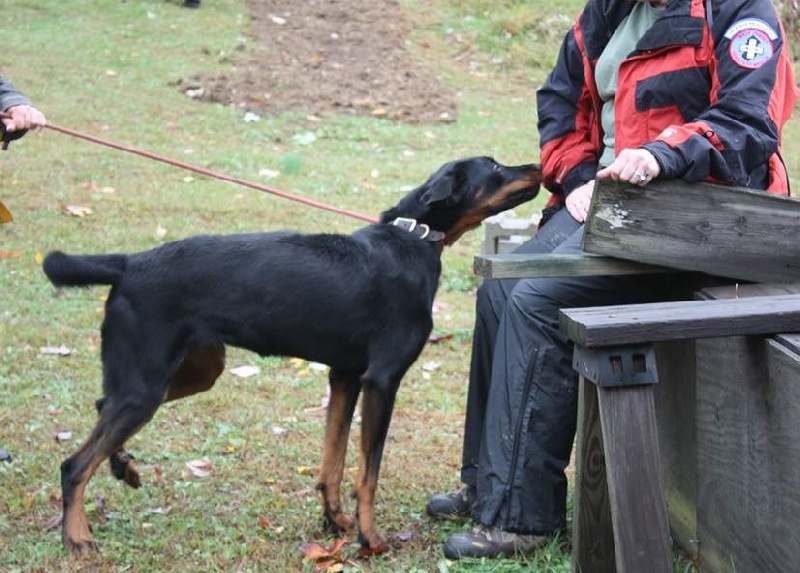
[595,2,661,167]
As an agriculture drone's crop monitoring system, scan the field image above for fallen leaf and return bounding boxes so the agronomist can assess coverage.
[230,365,261,378]
[185,458,213,478]
[259,168,280,178]
[422,361,441,372]
[297,465,318,476]
[40,345,72,356]
[55,431,73,442]
[292,131,316,146]
[61,204,93,217]
[0,251,23,259]
[43,512,63,531]
[428,333,454,344]
[300,538,351,571]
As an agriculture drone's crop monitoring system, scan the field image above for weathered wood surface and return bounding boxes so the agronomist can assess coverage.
[559,293,800,348]
[473,252,672,279]
[572,378,671,573]
[652,340,698,558]
[584,179,800,283]
[572,379,615,573]
[688,283,800,573]
[598,384,671,573]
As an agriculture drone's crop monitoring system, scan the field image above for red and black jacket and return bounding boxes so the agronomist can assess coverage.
[537,0,798,208]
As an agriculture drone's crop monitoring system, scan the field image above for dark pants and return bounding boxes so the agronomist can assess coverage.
[460,208,676,534]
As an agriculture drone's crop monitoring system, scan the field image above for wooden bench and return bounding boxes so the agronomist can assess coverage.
[560,285,800,573]
[474,179,800,572]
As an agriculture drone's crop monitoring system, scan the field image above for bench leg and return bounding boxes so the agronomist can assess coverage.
[572,376,672,573]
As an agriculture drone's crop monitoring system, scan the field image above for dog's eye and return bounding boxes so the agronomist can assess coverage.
[492,163,500,172]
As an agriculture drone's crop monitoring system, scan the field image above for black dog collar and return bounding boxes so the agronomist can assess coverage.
[390,217,446,243]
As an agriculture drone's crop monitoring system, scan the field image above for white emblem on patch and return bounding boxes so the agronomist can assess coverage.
[724,19,777,70]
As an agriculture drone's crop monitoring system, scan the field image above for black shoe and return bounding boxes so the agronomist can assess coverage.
[184,0,200,7]
[443,525,550,559]
[426,485,476,520]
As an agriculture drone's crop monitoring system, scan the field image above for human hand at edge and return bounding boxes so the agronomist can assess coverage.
[2,104,47,133]
[596,148,660,186]
[565,179,596,223]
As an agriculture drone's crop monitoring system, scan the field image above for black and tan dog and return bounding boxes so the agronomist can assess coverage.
[42,156,541,554]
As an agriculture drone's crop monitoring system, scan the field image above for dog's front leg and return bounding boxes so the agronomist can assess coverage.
[317,369,360,535]
[354,384,396,554]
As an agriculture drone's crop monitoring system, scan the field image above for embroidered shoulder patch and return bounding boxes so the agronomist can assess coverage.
[725,18,777,69]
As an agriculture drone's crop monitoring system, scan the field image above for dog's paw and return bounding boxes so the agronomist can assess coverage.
[322,512,356,535]
[357,532,390,556]
[109,451,141,488]
[63,535,99,555]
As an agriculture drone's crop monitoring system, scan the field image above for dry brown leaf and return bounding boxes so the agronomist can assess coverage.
[428,332,454,344]
[300,538,351,571]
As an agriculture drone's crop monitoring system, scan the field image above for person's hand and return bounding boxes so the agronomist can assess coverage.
[1,104,47,133]
[565,179,595,223]
[596,148,660,186]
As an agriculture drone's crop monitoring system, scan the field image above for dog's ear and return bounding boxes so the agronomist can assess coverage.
[419,166,459,205]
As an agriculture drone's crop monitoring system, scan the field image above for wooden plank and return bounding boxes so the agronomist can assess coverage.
[652,340,698,559]
[584,179,800,283]
[692,282,800,573]
[559,293,800,348]
[473,253,672,279]
[598,384,671,573]
[571,378,616,573]
[695,335,800,573]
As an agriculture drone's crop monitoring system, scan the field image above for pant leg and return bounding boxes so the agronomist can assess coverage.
[471,224,677,534]
[460,209,580,486]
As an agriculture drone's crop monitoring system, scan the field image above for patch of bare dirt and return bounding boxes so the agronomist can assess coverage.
[193,0,459,123]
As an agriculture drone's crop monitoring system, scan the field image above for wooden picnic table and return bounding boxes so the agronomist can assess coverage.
[474,179,800,573]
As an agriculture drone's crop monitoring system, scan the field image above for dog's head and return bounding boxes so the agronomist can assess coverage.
[380,156,542,245]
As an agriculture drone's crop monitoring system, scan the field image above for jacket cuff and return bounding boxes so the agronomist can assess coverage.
[1,95,31,112]
[642,141,683,179]
[561,161,598,195]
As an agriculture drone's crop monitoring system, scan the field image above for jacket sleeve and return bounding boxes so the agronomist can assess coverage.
[0,76,32,112]
[643,0,798,188]
[536,19,602,197]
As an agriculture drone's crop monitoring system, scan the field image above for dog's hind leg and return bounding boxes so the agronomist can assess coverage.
[317,368,361,535]
[96,397,141,489]
[61,392,163,553]
[97,343,225,490]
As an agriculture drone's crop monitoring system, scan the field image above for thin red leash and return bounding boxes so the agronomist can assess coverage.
[40,122,380,224]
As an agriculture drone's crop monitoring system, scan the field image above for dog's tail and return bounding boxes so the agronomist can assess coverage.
[43,251,128,288]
